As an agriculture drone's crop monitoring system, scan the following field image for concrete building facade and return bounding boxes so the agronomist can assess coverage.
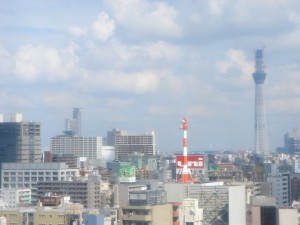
[267,173,291,206]
[36,175,109,209]
[179,198,203,225]
[50,136,103,163]
[0,188,31,208]
[120,204,173,225]
[114,131,157,160]
[1,162,79,205]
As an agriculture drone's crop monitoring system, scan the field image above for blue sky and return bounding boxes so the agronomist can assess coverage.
[1,0,300,153]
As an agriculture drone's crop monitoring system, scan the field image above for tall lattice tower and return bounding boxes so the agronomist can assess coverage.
[252,49,269,155]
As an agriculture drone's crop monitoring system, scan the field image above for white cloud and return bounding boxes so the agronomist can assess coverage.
[0,45,13,75]
[104,0,181,38]
[13,44,79,82]
[144,41,180,61]
[148,105,171,117]
[92,12,115,41]
[81,70,161,94]
[187,105,214,118]
[68,26,87,37]
[215,49,253,86]
[209,0,225,16]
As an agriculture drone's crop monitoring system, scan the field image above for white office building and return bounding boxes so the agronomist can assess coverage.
[1,162,79,205]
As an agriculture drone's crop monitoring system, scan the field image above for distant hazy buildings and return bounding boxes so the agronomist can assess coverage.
[252,49,269,155]
[107,128,127,146]
[64,108,81,137]
[0,114,41,164]
[284,131,300,154]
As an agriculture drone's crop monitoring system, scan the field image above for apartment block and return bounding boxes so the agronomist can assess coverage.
[114,131,157,160]
[50,136,102,164]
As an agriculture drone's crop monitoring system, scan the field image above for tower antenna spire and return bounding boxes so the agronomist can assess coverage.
[252,48,269,155]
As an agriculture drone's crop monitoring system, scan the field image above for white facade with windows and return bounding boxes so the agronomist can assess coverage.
[1,162,79,205]
[51,136,102,160]
[0,189,31,208]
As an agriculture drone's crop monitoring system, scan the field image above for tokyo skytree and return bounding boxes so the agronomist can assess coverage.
[252,49,269,155]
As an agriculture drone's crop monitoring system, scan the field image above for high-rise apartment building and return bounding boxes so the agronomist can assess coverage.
[114,131,157,160]
[252,49,269,155]
[0,115,41,164]
[50,136,103,165]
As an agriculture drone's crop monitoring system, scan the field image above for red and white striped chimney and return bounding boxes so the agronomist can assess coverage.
[180,118,189,183]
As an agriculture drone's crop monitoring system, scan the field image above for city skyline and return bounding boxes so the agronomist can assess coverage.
[1,1,300,152]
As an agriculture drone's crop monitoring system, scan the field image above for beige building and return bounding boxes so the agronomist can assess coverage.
[277,207,298,225]
[0,203,83,225]
[120,204,173,225]
[37,175,111,209]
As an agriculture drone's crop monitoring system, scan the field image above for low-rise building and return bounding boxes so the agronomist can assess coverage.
[1,162,79,205]
[0,203,83,225]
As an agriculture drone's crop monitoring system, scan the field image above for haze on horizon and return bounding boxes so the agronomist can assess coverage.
[1,0,300,153]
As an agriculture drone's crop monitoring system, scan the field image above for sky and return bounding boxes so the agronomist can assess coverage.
[1,0,300,153]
